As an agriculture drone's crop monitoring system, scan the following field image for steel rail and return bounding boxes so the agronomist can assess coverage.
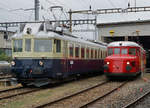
[122,89,150,108]
[0,88,41,100]
[0,87,23,94]
[80,81,128,108]
[35,81,109,108]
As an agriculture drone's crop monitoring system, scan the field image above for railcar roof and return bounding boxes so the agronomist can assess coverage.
[108,41,144,50]
[12,23,107,49]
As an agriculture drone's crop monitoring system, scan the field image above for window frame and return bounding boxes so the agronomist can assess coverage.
[34,39,52,52]
[86,47,90,59]
[13,39,23,52]
[75,44,80,58]
[69,43,74,58]
[128,48,136,56]
[25,39,31,52]
[81,46,85,59]
[55,39,61,53]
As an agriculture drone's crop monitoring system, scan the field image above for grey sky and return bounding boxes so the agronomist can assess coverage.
[1,0,150,23]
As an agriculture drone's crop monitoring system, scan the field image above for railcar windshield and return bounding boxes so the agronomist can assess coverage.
[13,39,23,52]
[129,48,136,55]
[114,48,120,54]
[34,39,52,52]
[121,48,128,54]
[25,39,31,52]
[108,48,113,55]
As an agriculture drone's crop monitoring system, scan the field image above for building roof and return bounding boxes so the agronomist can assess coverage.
[97,19,150,27]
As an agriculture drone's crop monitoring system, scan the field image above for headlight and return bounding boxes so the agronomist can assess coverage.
[11,61,15,66]
[39,61,44,66]
[107,62,110,65]
[127,61,130,65]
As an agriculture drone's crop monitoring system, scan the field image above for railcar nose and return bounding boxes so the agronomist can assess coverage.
[109,60,124,73]
[104,56,137,76]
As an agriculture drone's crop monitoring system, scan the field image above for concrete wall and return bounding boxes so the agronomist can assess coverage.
[97,21,150,41]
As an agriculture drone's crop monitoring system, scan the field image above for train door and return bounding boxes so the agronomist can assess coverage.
[68,43,75,75]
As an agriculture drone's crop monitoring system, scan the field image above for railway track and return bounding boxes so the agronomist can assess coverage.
[122,89,150,108]
[0,75,13,79]
[0,87,41,101]
[35,81,128,108]
[35,81,111,108]
[80,81,127,108]
[0,86,23,94]
[0,76,13,80]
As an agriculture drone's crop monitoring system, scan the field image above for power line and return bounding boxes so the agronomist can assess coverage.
[45,0,57,6]
[107,0,117,8]
[0,1,12,10]
[78,0,89,9]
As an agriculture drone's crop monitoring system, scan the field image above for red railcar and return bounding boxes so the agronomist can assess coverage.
[104,41,146,78]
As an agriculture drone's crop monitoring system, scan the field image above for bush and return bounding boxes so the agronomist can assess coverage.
[0,53,12,62]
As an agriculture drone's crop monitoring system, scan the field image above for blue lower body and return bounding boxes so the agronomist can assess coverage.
[11,59,104,83]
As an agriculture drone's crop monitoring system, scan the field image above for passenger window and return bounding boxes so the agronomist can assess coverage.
[95,50,97,58]
[129,48,136,56]
[25,39,31,52]
[55,39,61,53]
[114,48,120,54]
[86,48,89,59]
[91,49,94,58]
[121,48,127,54]
[98,49,101,58]
[101,51,103,58]
[69,43,74,57]
[75,45,80,58]
[81,46,85,58]
[108,48,113,55]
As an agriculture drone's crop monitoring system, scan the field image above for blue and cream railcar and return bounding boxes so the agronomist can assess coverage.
[11,22,107,86]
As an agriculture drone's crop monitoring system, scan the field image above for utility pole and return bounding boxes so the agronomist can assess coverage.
[35,0,40,21]
[69,9,72,32]
[135,0,136,8]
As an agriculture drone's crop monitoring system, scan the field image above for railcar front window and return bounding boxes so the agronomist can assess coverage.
[114,48,120,54]
[129,48,136,56]
[108,48,113,55]
[34,39,52,52]
[13,40,22,52]
[121,48,127,54]
[25,39,31,52]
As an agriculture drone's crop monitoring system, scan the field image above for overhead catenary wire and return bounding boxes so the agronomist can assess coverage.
[0,1,12,10]
[78,0,89,9]
[107,0,117,8]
